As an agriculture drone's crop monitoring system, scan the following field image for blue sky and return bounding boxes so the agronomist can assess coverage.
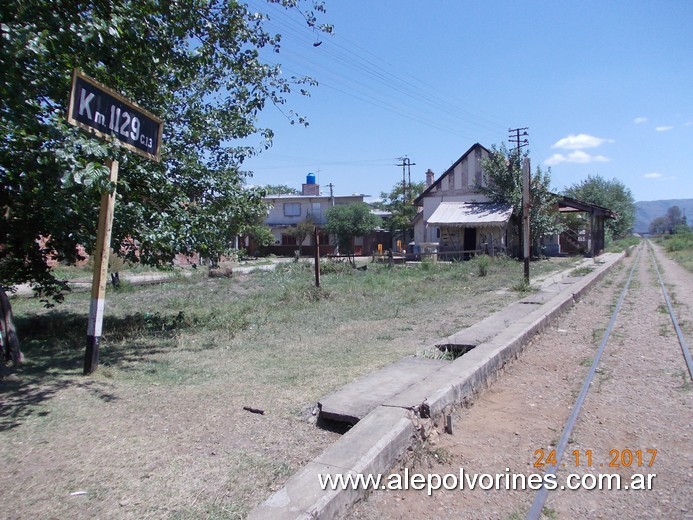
[242,0,692,203]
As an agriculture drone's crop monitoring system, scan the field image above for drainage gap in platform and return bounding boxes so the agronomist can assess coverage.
[316,414,354,434]
[429,344,477,360]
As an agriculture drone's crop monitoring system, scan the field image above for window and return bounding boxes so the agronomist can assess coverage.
[283,203,301,217]
[311,202,322,221]
[318,233,330,245]
[281,234,297,246]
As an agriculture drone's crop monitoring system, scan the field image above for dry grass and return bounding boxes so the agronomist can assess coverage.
[1,256,577,519]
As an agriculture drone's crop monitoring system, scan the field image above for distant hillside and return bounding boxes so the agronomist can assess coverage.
[634,199,693,234]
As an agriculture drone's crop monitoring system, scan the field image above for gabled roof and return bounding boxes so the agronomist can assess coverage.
[414,143,491,206]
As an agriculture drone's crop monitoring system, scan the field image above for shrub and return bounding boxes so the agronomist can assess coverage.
[473,255,490,277]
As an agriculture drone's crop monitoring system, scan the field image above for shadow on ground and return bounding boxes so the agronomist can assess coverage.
[0,309,194,432]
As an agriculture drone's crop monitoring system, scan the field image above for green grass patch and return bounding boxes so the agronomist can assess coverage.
[656,230,693,272]
[606,236,641,253]
[570,266,594,276]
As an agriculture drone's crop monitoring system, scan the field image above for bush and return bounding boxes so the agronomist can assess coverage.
[472,255,490,277]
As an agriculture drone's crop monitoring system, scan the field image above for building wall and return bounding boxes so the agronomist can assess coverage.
[264,195,364,227]
[415,144,495,246]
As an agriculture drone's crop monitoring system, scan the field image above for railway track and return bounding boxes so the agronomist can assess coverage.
[355,241,691,519]
[527,242,693,519]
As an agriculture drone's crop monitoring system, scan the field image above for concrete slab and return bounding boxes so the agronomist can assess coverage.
[438,293,551,349]
[317,356,448,424]
[249,407,414,520]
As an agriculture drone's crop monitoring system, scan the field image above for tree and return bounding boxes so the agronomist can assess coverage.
[479,144,561,256]
[263,184,301,195]
[325,203,381,261]
[1,0,332,306]
[666,206,683,230]
[286,216,316,258]
[649,216,669,235]
[649,206,684,235]
[563,175,635,240]
[374,180,426,245]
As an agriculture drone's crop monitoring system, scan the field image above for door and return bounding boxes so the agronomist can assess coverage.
[463,227,476,259]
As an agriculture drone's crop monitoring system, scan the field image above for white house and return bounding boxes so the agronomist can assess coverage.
[260,174,371,255]
[412,143,615,259]
[413,143,512,258]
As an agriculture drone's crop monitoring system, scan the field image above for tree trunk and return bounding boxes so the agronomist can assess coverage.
[1,287,23,368]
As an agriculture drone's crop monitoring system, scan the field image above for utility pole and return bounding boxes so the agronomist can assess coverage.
[509,128,530,280]
[327,182,335,206]
[522,157,531,284]
[508,127,529,158]
[396,156,416,203]
[396,156,416,250]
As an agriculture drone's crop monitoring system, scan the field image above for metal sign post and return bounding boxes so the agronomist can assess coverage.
[522,158,531,284]
[67,69,163,374]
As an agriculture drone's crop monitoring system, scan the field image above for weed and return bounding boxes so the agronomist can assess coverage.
[428,446,453,464]
[472,255,490,277]
[421,258,435,271]
[659,323,671,337]
[592,327,606,345]
[511,280,536,293]
[675,369,691,391]
[542,506,558,520]
[571,266,594,276]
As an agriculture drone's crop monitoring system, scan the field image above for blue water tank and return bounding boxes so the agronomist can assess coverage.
[306,172,316,185]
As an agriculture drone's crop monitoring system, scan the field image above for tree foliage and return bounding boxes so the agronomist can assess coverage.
[286,216,316,256]
[0,0,331,302]
[325,203,380,256]
[263,184,301,195]
[649,205,686,235]
[373,180,426,240]
[563,174,635,240]
[479,144,561,253]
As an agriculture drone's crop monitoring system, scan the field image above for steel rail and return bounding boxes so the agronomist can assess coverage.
[647,240,693,380]
[526,245,643,520]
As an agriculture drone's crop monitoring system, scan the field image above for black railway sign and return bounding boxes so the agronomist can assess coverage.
[68,69,163,162]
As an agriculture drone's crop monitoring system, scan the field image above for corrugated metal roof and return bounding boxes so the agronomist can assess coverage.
[427,202,513,227]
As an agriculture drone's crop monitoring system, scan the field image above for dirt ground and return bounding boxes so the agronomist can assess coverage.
[1,257,576,519]
[351,242,692,520]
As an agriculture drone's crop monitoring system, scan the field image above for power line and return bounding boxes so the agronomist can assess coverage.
[246,1,506,138]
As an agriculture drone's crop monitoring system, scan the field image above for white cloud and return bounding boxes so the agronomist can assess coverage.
[551,133,613,150]
[643,172,663,179]
[634,117,648,124]
[545,151,610,166]
[685,121,693,126]
[655,126,673,132]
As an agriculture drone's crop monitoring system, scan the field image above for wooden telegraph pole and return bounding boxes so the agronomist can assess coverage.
[522,157,531,284]
[313,226,321,288]
[67,69,163,374]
